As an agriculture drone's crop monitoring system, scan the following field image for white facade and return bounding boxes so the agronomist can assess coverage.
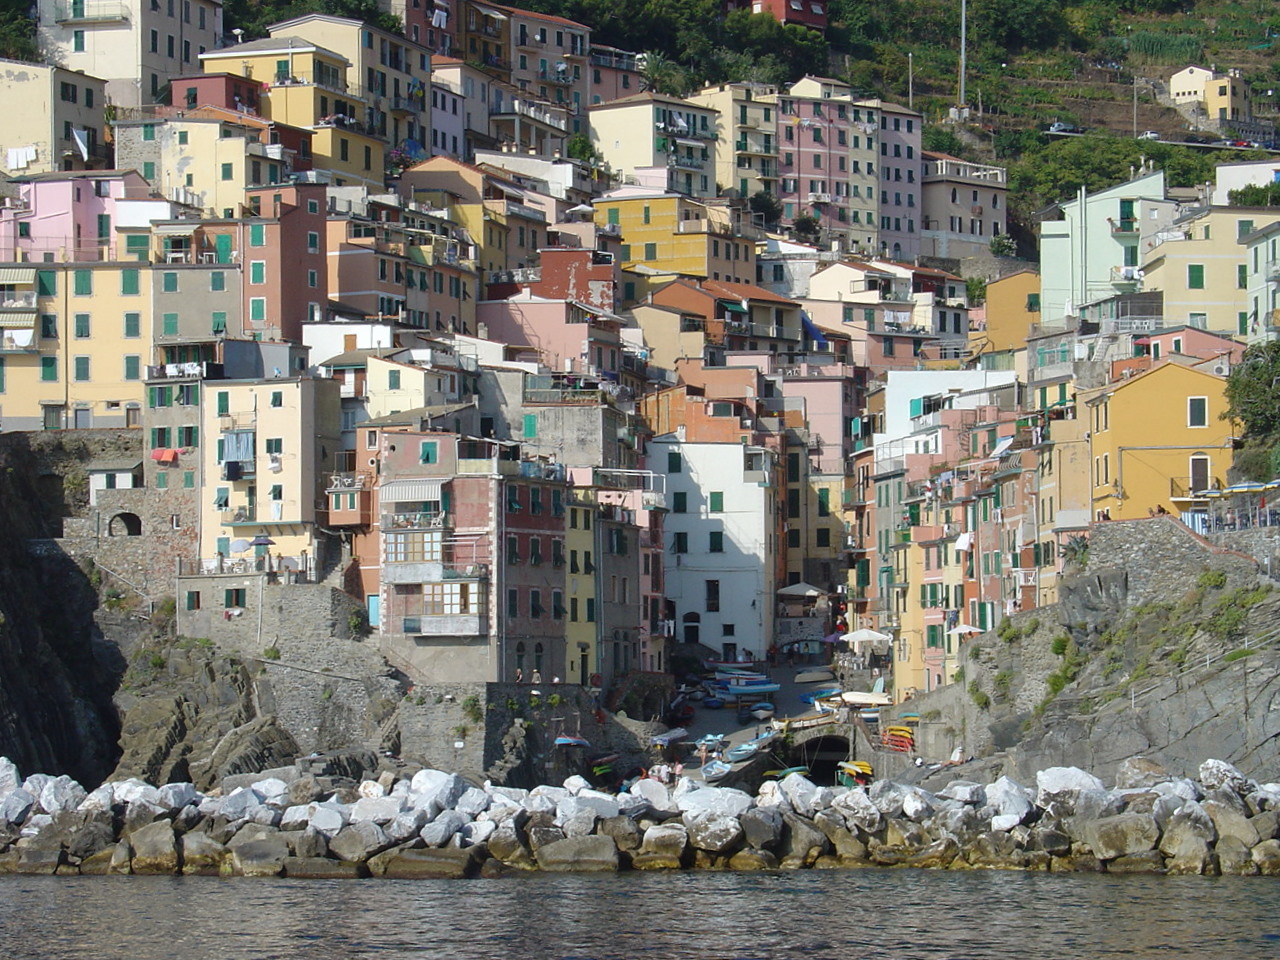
[876,370,1019,444]
[1169,65,1216,105]
[1210,159,1280,206]
[652,436,777,661]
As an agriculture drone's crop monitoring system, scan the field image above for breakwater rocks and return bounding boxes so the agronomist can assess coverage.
[3,755,1280,879]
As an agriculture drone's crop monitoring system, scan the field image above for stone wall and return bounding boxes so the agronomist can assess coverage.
[176,577,364,648]
[1088,516,1258,606]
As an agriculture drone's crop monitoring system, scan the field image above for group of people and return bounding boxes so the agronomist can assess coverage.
[513,668,552,684]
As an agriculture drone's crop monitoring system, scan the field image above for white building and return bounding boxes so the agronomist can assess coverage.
[37,0,224,107]
[651,435,777,661]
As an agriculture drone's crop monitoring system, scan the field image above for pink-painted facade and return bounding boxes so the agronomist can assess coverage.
[725,0,828,29]
[588,46,641,106]
[0,171,159,263]
[477,293,623,376]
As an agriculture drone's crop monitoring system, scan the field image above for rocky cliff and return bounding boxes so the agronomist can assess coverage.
[913,517,1280,783]
[0,434,121,786]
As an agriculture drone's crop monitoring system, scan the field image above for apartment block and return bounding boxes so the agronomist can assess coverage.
[0,59,109,176]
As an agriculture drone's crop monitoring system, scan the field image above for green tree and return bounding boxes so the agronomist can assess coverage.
[1229,183,1280,207]
[1225,341,1280,439]
[989,234,1016,257]
[922,125,966,157]
[748,190,783,227]
[792,214,821,241]
[565,133,600,163]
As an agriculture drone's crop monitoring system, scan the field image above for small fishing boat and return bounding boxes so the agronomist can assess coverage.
[717,679,781,697]
[794,668,834,684]
[750,701,775,721]
[702,760,732,782]
[725,742,758,763]
[771,711,840,732]
[696,733,727,750]
[650,727,688,747]
[713,669,772,684]
[554,736,590,748]
[839,760,873,776]
[801,686,841,704]
[749,729,779,749]
[702,696,725,710]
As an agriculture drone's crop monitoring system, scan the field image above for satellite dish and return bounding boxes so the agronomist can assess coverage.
[230,539,251,552]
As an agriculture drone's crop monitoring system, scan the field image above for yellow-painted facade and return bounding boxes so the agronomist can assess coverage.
[565,492,597,684]
[0,262,152,430]
[976,270,1040,357]
[1082,362,1234,521]
[200,377,341,566]
[596,194,755,283]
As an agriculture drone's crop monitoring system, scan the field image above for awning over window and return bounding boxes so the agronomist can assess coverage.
[719,300,747,314]
[0,267,36,284]
[379,478,445,503]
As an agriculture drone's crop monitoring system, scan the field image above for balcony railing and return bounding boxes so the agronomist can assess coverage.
[1170,476,1223,498]
[0,291,37,309]
[382,510,448,530]
[389,96,421,113]
[0,337,38,353]
[1109,218,1138,235]
[538,68,575,86]
[177,555,316,581]
[55,1,128,22]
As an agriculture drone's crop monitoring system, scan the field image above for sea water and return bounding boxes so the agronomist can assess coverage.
[2,869,1279,959]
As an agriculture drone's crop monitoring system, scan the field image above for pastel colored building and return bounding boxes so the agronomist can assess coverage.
[588,93,719,199]
[866,98,922,261]
[687,82,779,203]
[724,0,828,29]
[503,3,590,137]
[0,59,109,177]
[36,0,223,106]
[588,45,641,106]
[920,151,1009,260]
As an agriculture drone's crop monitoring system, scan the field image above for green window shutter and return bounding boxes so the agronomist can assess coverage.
[74,356,89,380]
[121,269,140,295]
[523,413,538,438]
[0,356,5,393]
[73,270,92,295]
[586,598,596,622]
[211,312,227,334]
[156,471,168,489]
[74,313,90,337]
[211,271,225,291]
[163,272,178,292]
[606,208,619,225]
[420,441,437,463]
[249,223,265,247]
[250,299,266,321]
[125,235,150,261]
[668,451,681,473]
[37,270,57,296]
[909,397,923,417]
[709,491,723,512]
[220,163,233,181]
[124,313,140,337]
[619,244,631,261]
[163,313,178,335]
[250,261,265,284]
[709,531,723,552]
[185,591,197,611]
[1238,264,1248,289]
[124,356,139,380]
[644,242,657,260]
[1240,312,1250,335]
[143,161,155,181]
[216,391,229,415]
[1187,264,1205,289]
[672,491,686,513]
[183,471,194,489]
[388,369,401,390]
[142,123,155,141]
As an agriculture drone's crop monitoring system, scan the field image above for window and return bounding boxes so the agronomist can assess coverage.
[705,579,720,612]
[249,223,265,247]
[672,491,687,513]
[249,260,266,285]
[667,450,682,473]
[41,356,58,382]
[73,270,92,296]
[388,369,401,390]
[124,356,140,380]
[1188,396,1208,428]
[523,413,537,439]
[74,313,90,338]
[73,29,84,51]
[74,356,90,381]
[162,272,178,292]
[249,298,266,322]
[264,438,283,455]
[709,491,723,512]
[673,532,688,553]
[1187,264,1205,289]
[644,242,657,260]
[162,312,178,335]
[709,531,724,553]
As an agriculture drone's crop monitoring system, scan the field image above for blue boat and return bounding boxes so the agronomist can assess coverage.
[801,686,841,704]
[703,697,725,710]
[554,736,590,748]
[750,702,775,720]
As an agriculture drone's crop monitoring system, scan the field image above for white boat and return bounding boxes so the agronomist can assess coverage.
[794,668,835,684]
[750,701,775,721]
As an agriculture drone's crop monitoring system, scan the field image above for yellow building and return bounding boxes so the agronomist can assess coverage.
[200,377,341,568]
[1204,71,1252,124]
[0,261,153,430]
[0,60,109,177]
[687,82,779,202]
[595,190,756,284]
[199,36,385,188]
[1141,206,1280,335]
[1081,362,1234,521]
[364,355,455,420]
[975,269,1039,360]
[588,93,719,198]
[565,486,598,686]
[268,13,432,153]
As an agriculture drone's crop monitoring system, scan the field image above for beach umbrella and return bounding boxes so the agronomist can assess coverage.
[1224,481,1266,494]
[777,581,825,597]
[948,623,983,636]
[250,535,276,546]
[229,539,251,553]
[842,628,891,644]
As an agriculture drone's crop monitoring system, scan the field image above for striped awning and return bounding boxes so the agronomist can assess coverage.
[0,313,36,329]
[0,267,36,284]
[379,478,445,502]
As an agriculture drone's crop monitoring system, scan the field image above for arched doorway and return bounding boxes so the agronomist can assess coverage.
[108,512,142,537]
[682,612,700,645]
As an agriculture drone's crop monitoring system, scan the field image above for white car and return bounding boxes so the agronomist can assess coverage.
[1138,130,1161,140]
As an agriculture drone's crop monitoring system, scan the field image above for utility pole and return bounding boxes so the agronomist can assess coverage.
[1133,75,1138,138]
[908,52,914,111]
[959,0,967,107]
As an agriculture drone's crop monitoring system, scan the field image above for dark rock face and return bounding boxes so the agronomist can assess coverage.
[0,434,124,787]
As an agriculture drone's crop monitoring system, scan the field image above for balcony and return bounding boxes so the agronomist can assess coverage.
[338,380,366,399]
[389,96,421,113]
[0,336,37,353]
[383,509,448,530]
[538,68,575,86]
[384,560,488,585]
[1170,476,1223,498]
[147,361,224,380]
[55,1,128,22]
[515,33,545,49]
[1110,265,1142,287]
[735,139,777,156]
[0,291,37,310]
[177,556,317,582]
[221,507,257,525]
[484,198,547,223]
[671,155,705,169]
[272,72,348,96]
[808,192,833,204]
[1109,218,1138,236]
[491,98,568,132]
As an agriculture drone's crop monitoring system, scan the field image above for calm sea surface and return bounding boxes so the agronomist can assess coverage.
[1,870,1278,960]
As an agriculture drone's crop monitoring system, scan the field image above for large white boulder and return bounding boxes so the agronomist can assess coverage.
[357,779,387,800]
[350,796,405,825]
[39,775,86,815]
[1199,759,1249,794]
[219,787,266,821]
[158,783,201,811]
[675,787,753,820]
[630,778,680,815]
[986,776,1034,822]
[307,801,350,837]
[455,787,492,818]
[114,779,163,808]
[1035,766,1106,806]
[251,778,290,807]
[562,775,591,795]
[832,787,881,833]
[0,757,21,796]
[778,772,820,816]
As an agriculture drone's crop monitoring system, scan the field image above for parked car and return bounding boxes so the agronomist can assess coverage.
[1183,133,1216,145]
[1048,121,1081,134]
[1138,130,1161,140]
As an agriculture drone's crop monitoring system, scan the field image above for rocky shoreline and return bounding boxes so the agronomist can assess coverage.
[2,755,1279,879]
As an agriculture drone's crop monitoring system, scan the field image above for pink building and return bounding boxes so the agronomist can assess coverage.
[477,292,623,376]
[588,45,642,106]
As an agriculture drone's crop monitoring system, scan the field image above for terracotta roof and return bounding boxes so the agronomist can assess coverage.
[702,278,798,305]
[490,3,589,29]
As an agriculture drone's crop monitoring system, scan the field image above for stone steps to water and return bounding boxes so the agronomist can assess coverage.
[2,755,1278,879]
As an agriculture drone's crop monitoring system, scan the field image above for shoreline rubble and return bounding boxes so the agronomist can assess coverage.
[2,755,1279,879]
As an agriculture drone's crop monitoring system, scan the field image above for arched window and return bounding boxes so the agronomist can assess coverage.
[682,611,701,645]
[108,512,142,537]
[534,642,544,672]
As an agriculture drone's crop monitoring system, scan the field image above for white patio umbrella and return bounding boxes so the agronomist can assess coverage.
[842,628,892,655]
[948,623,984,636]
